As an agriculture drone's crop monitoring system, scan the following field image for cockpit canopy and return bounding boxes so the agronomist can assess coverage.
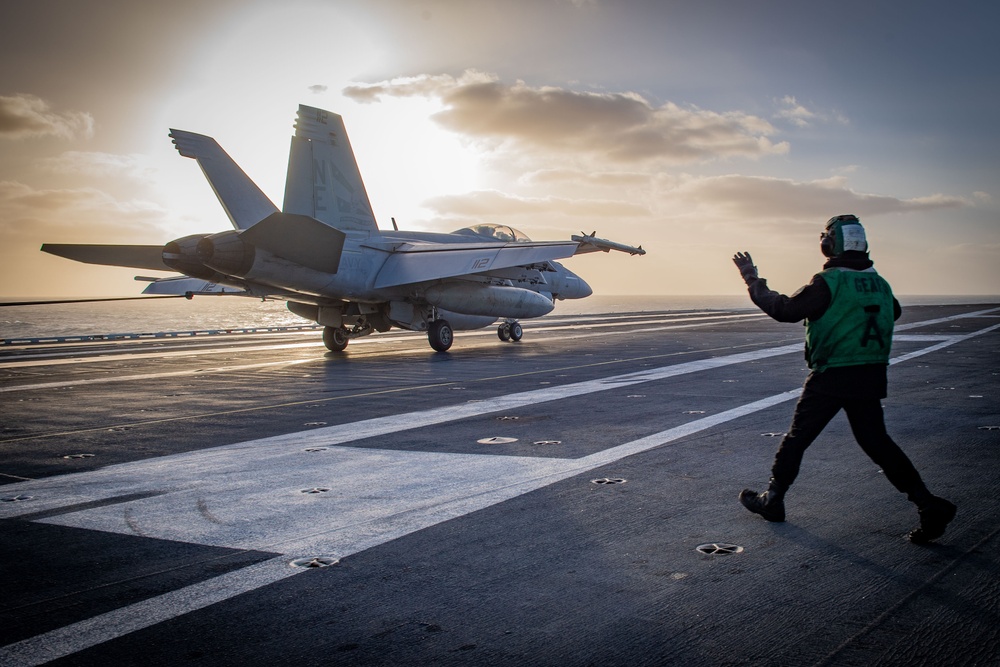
[452,223,532,243]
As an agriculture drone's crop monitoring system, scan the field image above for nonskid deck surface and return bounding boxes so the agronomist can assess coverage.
[1,305,998,666]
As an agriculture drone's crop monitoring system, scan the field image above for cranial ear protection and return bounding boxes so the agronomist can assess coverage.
[821,214,867,257]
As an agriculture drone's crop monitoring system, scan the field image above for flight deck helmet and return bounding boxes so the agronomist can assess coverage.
[820,214,868,257]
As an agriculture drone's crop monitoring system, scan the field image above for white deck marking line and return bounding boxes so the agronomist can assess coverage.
[0,359,307,394]
[0,316,766,393]
[0,313,765,368]
[2,305,975,395]
[0,340,321,367]
[0,558,300,667]
[889,322,1000,365]
[0,310,760,354]
[1,315,997,667]
[893,306,1000,330]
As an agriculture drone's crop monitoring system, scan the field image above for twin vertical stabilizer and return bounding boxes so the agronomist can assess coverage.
[169,130,279,230]
[283,105,379,233]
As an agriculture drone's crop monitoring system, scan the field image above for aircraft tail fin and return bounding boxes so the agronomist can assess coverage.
[242,212,346,274]
[169,130,279,230]
[283,105,379,233]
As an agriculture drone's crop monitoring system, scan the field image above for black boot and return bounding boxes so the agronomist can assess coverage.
[908,496,957,544]
[739,480,786,522]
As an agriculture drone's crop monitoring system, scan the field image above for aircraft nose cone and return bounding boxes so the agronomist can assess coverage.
[551,264,592,300]
[561,275,592,299]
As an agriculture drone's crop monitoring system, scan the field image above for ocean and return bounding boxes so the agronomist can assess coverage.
[2,294,998,342]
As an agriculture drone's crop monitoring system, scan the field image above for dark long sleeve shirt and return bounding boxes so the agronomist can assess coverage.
[746,267,901,399]
[748,274,901,324]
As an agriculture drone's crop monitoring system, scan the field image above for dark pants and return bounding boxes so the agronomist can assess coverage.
[771,387,930,503]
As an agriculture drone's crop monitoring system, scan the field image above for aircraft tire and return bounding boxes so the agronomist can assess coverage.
[323,326,350,352]
[509,321,523,342]
[428,319,454,352]
[498,323,511,341]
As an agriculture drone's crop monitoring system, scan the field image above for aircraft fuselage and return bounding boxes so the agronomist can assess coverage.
[42,105,639,352]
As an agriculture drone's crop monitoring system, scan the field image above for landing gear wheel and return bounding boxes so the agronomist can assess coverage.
[322,326,349,352]
[497,323,511,341]
[428,319,454,352]
[508,321,523,342]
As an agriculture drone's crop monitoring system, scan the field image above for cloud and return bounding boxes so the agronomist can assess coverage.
[0,179,178,295]
[36,151,156,180]
[774,96,816,128]
[972,191,993,204]
[0,180,169,240]
[437,173,967,234]
[423,189,648,220]
[345,71,789,164]
[0,94,95,141]
[669,174,968,220]
[345,72,478,104]
[774,95,848,128]
[520,169,653,188]
[308,84,328,94]
[941,242,1000,257]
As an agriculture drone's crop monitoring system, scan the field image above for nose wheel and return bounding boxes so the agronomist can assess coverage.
[497,321,523,342]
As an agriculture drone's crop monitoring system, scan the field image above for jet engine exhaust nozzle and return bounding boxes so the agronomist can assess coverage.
[161,233,221,281]
[196,231,255,277]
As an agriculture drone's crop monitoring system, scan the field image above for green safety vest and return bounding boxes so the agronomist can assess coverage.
[804,268,895,372]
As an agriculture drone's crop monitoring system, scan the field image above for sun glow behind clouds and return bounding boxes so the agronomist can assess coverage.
[344,96,485,231]
[138,3,487,236]
[2,1,996,298]
[146,98,486,240]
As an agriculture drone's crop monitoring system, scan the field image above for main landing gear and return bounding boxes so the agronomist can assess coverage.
[322,323,376,352]
[497,320,523,342]
[428,319,454,352]
[322,326,350,352]
[325,318,513,353]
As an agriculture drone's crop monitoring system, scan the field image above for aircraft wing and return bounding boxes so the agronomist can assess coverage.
[41,244,172,271]
[570,232,646,256]
[372,241,578,289]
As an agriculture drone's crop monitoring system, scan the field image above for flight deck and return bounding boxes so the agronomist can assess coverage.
[1,304,998,666]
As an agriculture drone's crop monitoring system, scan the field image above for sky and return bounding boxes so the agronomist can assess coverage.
[1,0,998,298]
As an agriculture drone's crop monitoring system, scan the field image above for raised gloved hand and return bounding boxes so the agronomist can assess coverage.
[732,251,758,286]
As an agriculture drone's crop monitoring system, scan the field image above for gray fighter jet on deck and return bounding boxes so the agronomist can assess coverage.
[42,105,644,352]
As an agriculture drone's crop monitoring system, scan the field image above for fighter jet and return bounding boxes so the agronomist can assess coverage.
[42,105,645,352]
